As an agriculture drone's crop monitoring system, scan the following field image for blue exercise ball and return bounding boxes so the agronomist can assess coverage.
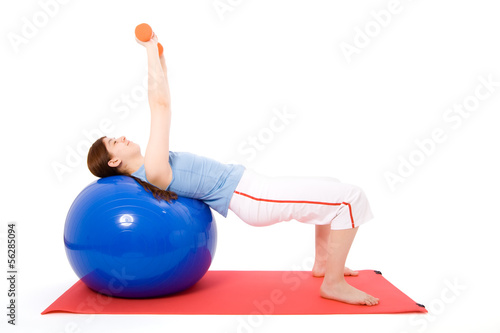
[64,175,217,298]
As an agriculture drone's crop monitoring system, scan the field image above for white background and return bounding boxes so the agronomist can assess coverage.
[1,0,499,332]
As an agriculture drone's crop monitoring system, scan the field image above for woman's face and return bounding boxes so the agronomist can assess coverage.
[103,136,141,165]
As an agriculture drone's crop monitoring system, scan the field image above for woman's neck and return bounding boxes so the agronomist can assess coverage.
[121,155,145,175]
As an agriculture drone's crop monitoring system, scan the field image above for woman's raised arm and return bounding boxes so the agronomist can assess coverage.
[137,35,173,189]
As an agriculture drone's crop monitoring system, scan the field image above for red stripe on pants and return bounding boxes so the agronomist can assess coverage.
[233,190,355,228]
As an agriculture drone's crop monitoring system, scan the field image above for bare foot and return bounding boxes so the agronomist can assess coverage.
[312,262,359,278]
[320,279,379,306]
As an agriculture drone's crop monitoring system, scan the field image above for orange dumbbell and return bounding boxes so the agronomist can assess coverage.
[135,23,163,56]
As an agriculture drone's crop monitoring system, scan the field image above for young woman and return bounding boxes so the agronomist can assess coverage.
[87,33,379,306]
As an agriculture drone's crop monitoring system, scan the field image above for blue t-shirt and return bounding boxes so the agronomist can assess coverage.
[131,151,245,217]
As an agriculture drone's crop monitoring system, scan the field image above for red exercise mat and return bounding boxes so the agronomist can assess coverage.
[42,270,427,315]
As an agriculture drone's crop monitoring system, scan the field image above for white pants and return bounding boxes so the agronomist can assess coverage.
[228,169,374,230]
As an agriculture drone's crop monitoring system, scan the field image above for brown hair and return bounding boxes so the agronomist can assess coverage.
[87,136,177,202]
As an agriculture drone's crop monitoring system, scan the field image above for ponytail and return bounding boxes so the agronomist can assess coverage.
[129,175,178,202]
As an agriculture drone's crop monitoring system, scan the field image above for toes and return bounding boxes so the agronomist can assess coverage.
[344,267,359,276]
[363,294,379,306]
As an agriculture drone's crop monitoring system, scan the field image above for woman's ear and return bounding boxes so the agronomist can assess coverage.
[108,158,122,168]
